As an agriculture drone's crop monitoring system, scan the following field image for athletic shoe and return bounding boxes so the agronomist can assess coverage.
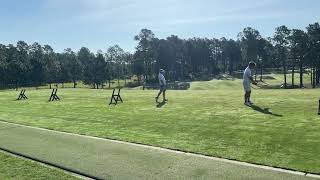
[248,101,254,105]
[244,102,252,106]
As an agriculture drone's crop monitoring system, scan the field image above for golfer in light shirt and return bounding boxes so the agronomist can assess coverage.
[155,69,168,103]
[243,62,257,106]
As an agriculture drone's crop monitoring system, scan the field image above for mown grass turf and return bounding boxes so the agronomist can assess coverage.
[263,73,312,86]
[0,78,319,174]
[0,151,79,180]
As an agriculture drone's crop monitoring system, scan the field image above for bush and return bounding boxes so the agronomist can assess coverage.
[126,82,142,88]
[145,78,158,84]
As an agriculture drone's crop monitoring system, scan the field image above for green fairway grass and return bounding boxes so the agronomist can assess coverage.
[0,121,317,180]
[0,151,78,180]
[0,78,319,174]
[262,73,312,87]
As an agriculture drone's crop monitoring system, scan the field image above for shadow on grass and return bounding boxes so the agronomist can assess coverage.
[250,105,283,117]
[156,101,166,108]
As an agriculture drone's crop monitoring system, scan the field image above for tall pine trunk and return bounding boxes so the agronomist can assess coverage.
[316,65,320,86]
[299,62,303,88]
[311,68,313,87]
[260,64,263,81]
[312,66,316,88]
[283,60,287,89]
[255,69,257,81]
[318,56,320,85]
[291,65,294,88]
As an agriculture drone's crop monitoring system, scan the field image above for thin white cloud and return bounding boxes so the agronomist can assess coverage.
[41,0,319,40]
[43,0,285,24]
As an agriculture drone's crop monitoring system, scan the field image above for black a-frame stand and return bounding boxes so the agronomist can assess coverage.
[49,89,60,102]
[109,88,123,105]
[17,89,28,100]
[318,100,320,115]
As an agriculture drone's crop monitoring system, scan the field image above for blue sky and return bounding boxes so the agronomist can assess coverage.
[0,0,319,53]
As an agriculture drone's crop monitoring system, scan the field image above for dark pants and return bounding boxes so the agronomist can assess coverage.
[156,85,167,101]
[159,85,166,92]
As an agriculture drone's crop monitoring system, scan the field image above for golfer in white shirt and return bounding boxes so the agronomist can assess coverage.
[243,62,257,106]
[155,69,168,103]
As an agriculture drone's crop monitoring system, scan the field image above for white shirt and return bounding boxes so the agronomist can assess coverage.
[158,73,166,85]
[243,67,252,85]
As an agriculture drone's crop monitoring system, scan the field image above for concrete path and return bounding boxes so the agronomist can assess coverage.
[0,121,318,180]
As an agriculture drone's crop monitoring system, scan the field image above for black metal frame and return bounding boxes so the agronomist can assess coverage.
[49,89,60,102]
[17,89,28,100]
[109,88,123,105]
[318,100,320,115]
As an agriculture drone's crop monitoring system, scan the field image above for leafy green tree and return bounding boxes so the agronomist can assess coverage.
[224,39,242,75]
[78,47,96,87]
[57,53,70,88]
[105,58,114,88]
[93,51,107,89]
[1,22,320,90]
[289,29,309,88]
[64,48,82,88]
[154,38,175,79]
[273,25,291,88]
[209,38,222,75]
[185,38,212,78]
[6,44,21,88]
[238,27,262,64]
[43,45,59,89]
[306,23,320,88]
[16,41,30,85]
[29,43,46,86]
[257,38,274,81]
[121,51,133,86]
[134,29,157,81]
[132,58,145,84]
[106,45,126,86]
[0,44,8,85]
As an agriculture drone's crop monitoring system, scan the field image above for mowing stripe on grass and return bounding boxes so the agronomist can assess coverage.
[0,149,92,180]
[0,120,318,180]
[0,147,100,180]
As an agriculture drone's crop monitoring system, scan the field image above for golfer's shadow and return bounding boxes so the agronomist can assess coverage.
[156,101,166,108]
[250,105,283,117]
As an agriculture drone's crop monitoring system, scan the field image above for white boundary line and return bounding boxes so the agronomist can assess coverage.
[1,120,319,179]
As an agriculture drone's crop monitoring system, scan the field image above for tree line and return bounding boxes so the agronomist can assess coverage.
[0,43,132,89]
[0,22,319,89]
